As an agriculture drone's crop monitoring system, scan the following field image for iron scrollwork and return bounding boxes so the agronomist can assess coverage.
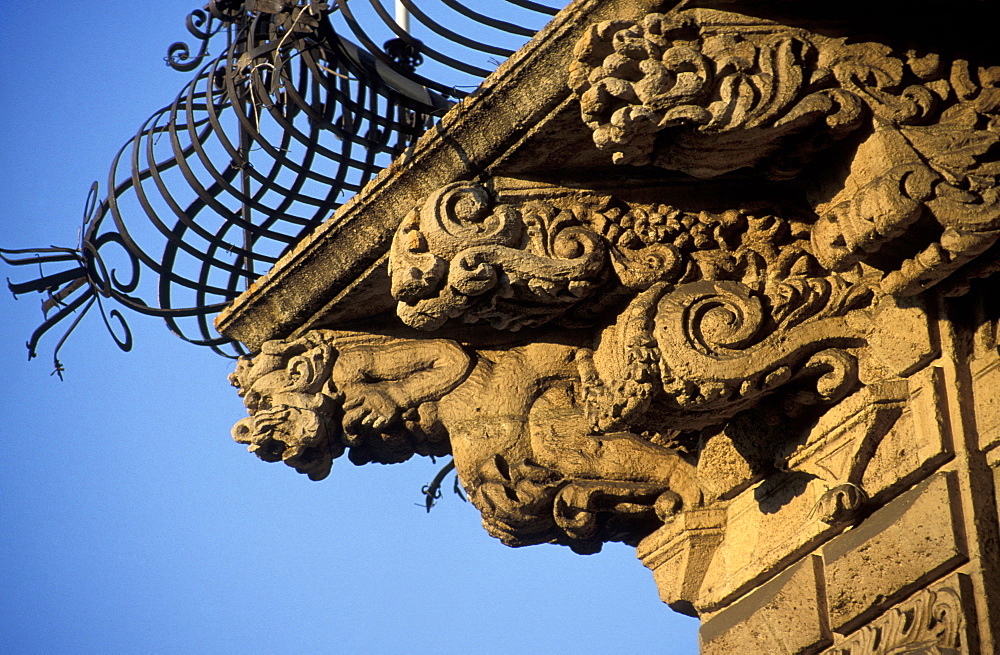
[3,0,561,373]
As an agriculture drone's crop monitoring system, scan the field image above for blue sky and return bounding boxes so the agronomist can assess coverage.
[0,3,699,652]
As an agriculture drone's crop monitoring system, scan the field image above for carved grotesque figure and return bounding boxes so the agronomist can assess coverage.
[230,331,471,479]
[230,332,342,480]
[231,330,704,553]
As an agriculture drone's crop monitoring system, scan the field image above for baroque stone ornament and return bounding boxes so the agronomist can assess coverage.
[570,10,872,176]
[235,176,882,552]
[823,587,964,654]
[389,182,608,331]
[570,8,1000,299]
[232,329,703,553]
[220,2,1000,647]
[230,331,469,478]
[391,182,871,432]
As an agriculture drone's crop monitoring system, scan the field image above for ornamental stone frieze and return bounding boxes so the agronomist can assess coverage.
[216,0,1000,651]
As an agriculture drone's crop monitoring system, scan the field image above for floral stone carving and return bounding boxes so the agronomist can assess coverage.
[570,8,1000,299]
[217,10,1000,636]
[823,587,964,654]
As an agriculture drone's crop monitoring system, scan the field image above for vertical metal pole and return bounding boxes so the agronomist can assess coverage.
[237,10,254,288]
[395,0,410,33]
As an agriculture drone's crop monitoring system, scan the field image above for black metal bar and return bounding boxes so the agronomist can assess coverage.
[3,0,562,363]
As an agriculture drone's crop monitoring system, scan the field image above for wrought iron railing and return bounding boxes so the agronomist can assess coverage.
[1,0,560,375]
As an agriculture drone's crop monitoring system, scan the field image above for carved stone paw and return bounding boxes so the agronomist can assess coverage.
[341,386,401,439]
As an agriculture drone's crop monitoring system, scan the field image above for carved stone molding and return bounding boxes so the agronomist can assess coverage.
[822,586,964,654]
[570,8,1000,299]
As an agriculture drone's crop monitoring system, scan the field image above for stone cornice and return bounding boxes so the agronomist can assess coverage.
[216,0,676,350]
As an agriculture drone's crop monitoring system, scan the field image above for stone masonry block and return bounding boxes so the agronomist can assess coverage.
[862,366,951,501]
[700,555,830,655]
[823,472,966,634]
[972,354,1000,453]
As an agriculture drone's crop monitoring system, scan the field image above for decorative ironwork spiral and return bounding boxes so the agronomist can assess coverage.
[1,0,561,374]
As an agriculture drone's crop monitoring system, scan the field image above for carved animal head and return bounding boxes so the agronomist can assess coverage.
[230,333,343,480]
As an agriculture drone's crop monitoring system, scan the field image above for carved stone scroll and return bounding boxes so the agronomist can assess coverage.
[389,182,608,331]
[822,587,964,654]
[390,182,873,432]
[570,8,1000,299]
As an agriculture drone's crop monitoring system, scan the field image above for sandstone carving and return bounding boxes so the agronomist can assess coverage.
[230,332,470,478]
[231,330,702,553]
[389,182,608,331]
[569,11,871,176]
[570,8,1000,300]
[391,183,871,431]
[219,2,1000,649]
[823,587,964,654]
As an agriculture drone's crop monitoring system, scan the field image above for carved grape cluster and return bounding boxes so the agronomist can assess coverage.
[569,13,710,166]
[615,205,741,252]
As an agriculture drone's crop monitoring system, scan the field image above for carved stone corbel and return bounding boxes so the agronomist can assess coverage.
[230,329,706,554]
[217,0,1000,645]
[570,8,1000,299]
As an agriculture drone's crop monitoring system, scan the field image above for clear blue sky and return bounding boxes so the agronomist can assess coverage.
[0,3,699,652]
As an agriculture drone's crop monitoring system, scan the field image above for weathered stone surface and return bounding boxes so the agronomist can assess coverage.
[696,471,830,613]
[700,556,830,655]
[822,574,972,654]
[823,473,966,634]
[861,367,952,500]
[992,452,1000,522]
[972,354,1000,453]
[637,507,726,616]
[231,328,703,553]
[213,0,1000,650]
[697,427,759,501]
[696,383,911,612]
[864,295,938,380]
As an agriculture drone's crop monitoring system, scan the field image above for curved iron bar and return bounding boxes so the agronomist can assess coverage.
[2,0,562,372]
[165,8,227,72]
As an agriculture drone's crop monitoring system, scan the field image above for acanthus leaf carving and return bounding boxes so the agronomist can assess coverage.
[823,587,964,654]
[389,182,608,331]
[569,10,870,178]
[571,8,1000,298]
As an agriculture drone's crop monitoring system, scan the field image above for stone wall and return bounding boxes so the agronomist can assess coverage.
[643,291,1000,652]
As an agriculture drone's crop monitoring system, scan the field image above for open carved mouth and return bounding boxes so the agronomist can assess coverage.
[232,405,335,480]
